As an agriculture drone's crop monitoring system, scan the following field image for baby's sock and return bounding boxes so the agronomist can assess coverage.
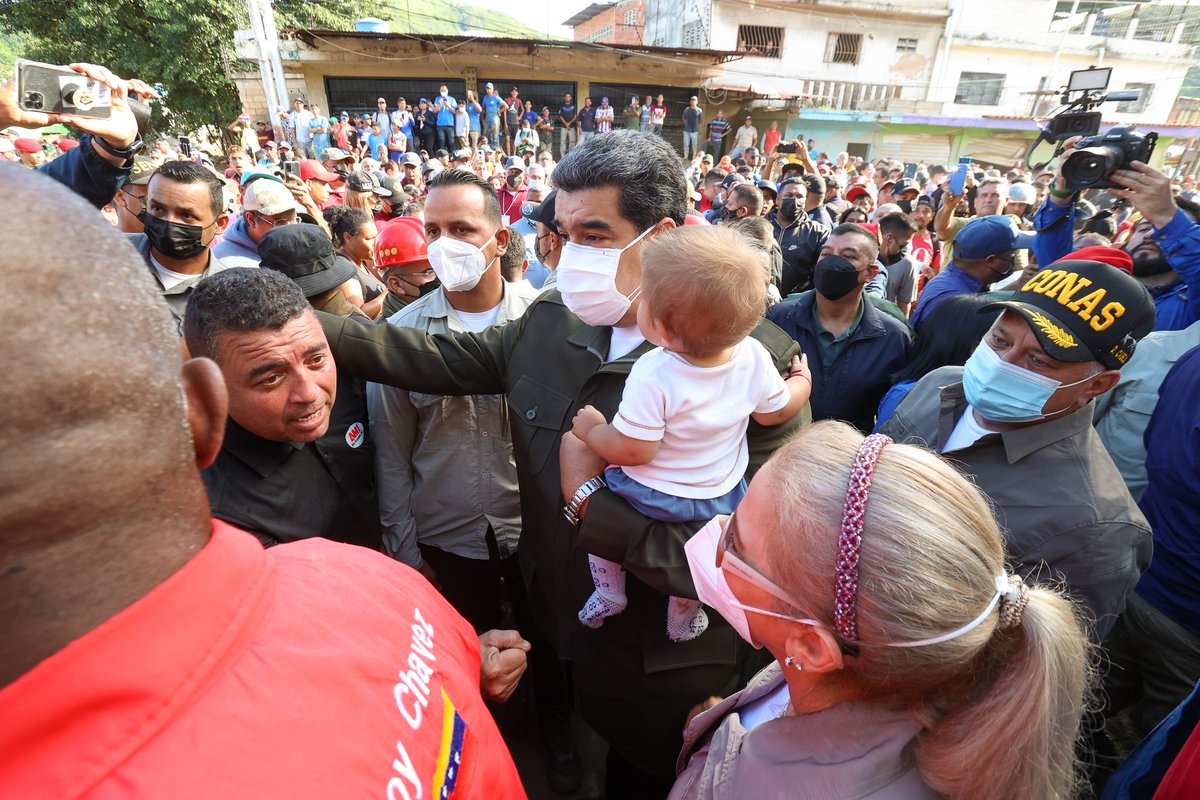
[579,556,628,629]
[667,596,709,642]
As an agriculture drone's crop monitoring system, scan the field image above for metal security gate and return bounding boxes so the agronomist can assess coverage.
[877,133,952,166]
[475,78,577,127]
[324,77,467,119]
[587,83,700,155]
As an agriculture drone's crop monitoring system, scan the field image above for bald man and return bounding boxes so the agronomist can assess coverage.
[0,163,527,799]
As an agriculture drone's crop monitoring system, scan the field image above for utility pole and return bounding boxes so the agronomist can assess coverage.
[258,0,292,111]
[1048,0,1083,93]
[246,0,282,137]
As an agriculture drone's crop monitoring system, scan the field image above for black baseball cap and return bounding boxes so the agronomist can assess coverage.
[257,224,356,298]
[347,170,391,196]
[981,260,1156,370]
[378,176,403,198]
[521,190,557,227]
[801,173,826,196]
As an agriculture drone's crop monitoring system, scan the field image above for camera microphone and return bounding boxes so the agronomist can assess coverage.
[1103,90,1142,103]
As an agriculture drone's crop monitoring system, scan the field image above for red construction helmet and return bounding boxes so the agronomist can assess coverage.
[374,216,429,270]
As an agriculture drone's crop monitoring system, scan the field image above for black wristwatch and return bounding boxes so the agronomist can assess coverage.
[92,133,145,164]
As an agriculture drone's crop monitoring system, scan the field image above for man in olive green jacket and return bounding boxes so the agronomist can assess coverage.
[321,130,807,791]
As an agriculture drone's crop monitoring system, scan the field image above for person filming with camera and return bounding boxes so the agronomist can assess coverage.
[1033,133,1200,332]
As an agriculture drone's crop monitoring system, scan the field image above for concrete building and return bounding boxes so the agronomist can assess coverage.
[627,0,1199,166]
[228,28,744,155]
[564,1,648,46]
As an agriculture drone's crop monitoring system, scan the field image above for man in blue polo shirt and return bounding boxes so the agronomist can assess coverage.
[433,84,458,154]
[481,83,506,148]
[910,215,1033,330]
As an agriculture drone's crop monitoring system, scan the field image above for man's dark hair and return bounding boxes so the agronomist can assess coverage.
[831,222,880,254]
[499,226,526,282]
[703,169,724,186]
[323,205,371,248]
[732,157,747,168]
[183,268,310,360]
[929,165,948,177]
[427,168,501,224]
[551,130,687,227]
[152,160,224,218]
[877,212,920,238]
[736,166,753,179]
[1176,196,1200,224]
[729,183,763,216]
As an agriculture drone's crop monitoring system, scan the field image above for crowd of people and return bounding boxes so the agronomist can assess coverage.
[4,60,1200,800]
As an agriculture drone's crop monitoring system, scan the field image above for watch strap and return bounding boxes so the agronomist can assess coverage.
[93,133,144,162]
[563,475,607,527]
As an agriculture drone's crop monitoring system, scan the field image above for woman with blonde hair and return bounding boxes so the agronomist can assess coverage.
[672,421,1091,800]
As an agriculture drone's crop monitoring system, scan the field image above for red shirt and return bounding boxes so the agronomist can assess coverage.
[762,129,781,155]
[0,521,525,800]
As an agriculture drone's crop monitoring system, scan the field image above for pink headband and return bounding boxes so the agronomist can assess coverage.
[834,434,892,640]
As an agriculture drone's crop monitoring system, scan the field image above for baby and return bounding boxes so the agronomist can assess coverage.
[570,225,811,642]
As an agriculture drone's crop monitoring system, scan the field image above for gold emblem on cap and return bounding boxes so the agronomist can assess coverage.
[1030,310,1078,349]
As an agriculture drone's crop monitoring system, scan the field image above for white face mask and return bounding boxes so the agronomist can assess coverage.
[426,232,496,293]
[557,226,653,327]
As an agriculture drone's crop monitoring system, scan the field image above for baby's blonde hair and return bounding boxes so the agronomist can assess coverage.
[640,225,766,357]
[759,422,1091,800]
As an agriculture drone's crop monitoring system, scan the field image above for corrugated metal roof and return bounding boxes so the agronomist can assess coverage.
[561,2,614,27]
[288,28,745,61]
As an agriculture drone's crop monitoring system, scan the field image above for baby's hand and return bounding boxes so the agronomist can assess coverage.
[786,353,811,384]
[571,404,607,439]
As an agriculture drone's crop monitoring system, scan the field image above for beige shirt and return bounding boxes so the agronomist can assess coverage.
[367,283,533,566]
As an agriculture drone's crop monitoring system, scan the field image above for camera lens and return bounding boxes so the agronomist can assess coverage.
[24,91,44,110]
[1062,145,1122,190]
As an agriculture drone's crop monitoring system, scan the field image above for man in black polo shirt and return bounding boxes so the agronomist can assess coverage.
[184,268,381,549]
[769,176,829,296]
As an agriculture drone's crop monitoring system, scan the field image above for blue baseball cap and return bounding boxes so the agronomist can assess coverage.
[954,215,1035,259]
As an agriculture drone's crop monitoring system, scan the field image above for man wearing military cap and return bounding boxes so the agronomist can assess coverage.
[111,155,157,233]
[881,259,1156,641]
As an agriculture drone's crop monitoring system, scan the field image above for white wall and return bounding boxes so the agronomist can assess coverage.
[936,43,1189,124]
[704,1,945,99]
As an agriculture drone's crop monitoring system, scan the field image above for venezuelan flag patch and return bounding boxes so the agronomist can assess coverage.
[432,687,469,799]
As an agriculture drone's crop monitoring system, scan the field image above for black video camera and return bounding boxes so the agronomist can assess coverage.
[1062,125,1157,191]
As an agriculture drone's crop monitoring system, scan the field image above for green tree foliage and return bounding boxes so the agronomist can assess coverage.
[0,0,363,134]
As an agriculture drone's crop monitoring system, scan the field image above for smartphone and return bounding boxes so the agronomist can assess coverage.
[178,136,192,159]
[903,162,918,179]
[282,161,302,179]
[948,156,972,195]
[777,142,798,154]
[16,59,112,119]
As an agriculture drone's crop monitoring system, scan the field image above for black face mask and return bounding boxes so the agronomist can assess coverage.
[813,254,862,301]
[506,173,523,189]
[779,197,799,220]
[896,198,913,214]
[989,255,1016,283]
[396,273,441,297]
[139,212,209,260]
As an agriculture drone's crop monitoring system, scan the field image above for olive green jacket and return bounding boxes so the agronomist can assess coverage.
[321,290,808,771]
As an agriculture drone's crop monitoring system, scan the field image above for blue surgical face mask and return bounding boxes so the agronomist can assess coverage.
[961,342,1093,423]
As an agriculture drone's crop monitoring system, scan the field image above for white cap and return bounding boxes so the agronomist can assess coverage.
[243,179,297,216]
[0,138,14,154]
[1008,182,1037,205]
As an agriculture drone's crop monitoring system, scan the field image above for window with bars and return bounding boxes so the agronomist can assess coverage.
[896,37,918,53]
[1117,83,1153,113]
[824,33,862,64]
[954,71,1005,105]
[623,8,637,27]
[737,25,783,58]
[682,20,705,48]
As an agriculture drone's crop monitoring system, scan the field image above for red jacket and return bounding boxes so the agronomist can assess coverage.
[497,185,528,225]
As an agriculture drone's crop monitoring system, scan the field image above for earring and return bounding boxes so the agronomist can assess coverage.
[784,656,804,672]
